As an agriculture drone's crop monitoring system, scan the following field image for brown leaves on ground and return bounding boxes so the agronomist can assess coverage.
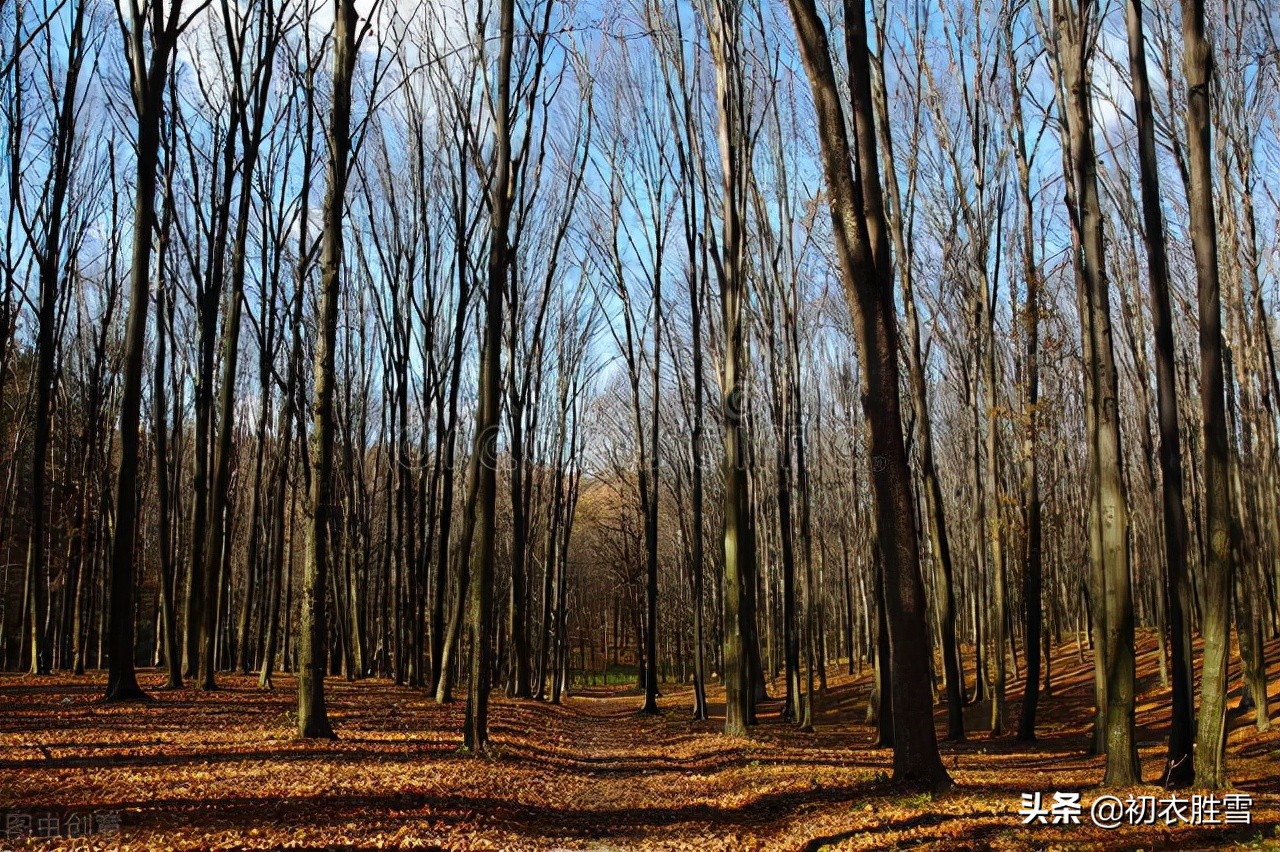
[2,632,1278,850]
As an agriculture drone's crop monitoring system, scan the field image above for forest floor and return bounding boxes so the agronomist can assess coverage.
[2,631,1280,851]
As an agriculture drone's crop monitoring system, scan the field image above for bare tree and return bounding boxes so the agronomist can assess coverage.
[1184,0,1237,790]
[1123,0,1194,787]
[297,0,365,739]
[18,0,92,675]
[106,0,198,703]
[463,0,515,753]
[1047,0,1139,785]
[706,0,759,738]
[783,0,949,791]
[871,0,965,741]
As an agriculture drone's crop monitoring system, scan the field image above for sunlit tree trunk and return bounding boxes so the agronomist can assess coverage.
[708,0,756,738]
[1183,0,1235,790]
[1050,0,1139,785]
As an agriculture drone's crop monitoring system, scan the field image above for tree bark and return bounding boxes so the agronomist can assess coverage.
[1183,0,1235,791]
[1052,0,1139,785]
[1124,0,1195,787]
[784,0,950,792]
[298,0,360,740]
[106,0,186,704]
[463,0,514,752]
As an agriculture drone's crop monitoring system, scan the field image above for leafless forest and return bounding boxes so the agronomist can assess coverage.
[2,0,1280,844]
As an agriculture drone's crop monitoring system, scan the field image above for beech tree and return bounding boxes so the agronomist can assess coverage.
[1184,0,1236,790]
[1047,0,1139,785]
[1124,0,1194,787]
[784,0,949,791]
[463,0,515,753]
[297,0,362,739]
[105,0,194,704]
[4,0,1278,801]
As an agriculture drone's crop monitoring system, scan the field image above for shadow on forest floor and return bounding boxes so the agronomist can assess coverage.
[2,631,1279,850]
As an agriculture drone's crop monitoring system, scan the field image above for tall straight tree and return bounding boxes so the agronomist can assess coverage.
[22,0,90,675]
[653,0,710,721]
[707,0,757,738]
[1003,5,1043,743]
[153,139,183,690]
[870,0,965,741]
[1123,0,1194,788]
[106,0,190,703]
[260,24,322,688]
[1049,0,1140,786]
[430,124,478,702]
[298,0,363,739]
[463,0,515,753]
[1184,0,1235,791]
[198,0,287,691]
[783,0,949,791]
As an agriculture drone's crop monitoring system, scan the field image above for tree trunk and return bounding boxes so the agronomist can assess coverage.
[298,0,359,740]
[1005,19,1042,743]
[106,0,185,704]
[784,0,950,792]
[708,0,755,738]
[1183,0,1235,792]
[1053,0,1139,785]
[23,0,89,676]
[463,0,514,753]
[1124,0,1194,786]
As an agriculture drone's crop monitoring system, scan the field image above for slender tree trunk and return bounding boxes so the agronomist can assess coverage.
[106,0,185,703]
[1053,0,1139,785]
[153,255,183,689]
[298,0,359,740]
[463,0,514,752]
[430,148,470,695]
[1184,0,1234,792]
[1124,0,1194,786]
[1006,19,1043,742]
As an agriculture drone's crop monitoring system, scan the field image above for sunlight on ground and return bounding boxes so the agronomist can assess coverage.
[1,633,1278,850]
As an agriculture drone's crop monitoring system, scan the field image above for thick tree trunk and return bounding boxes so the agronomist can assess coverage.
[869,54,964,739]
[709,0,755,738]
[784,0,949,792]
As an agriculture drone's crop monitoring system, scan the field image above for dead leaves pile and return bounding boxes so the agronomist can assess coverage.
[2,634,1278,850]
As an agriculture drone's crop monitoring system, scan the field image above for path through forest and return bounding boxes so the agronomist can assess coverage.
[2,632,1278,850]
